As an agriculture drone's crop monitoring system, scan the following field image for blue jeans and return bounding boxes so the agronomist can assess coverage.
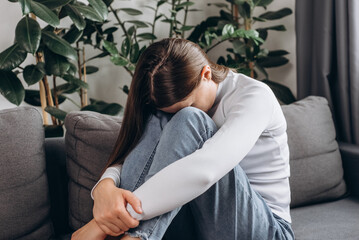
[119,107,295,240]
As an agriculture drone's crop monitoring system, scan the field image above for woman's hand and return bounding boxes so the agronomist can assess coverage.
[71,219,108,240]
[92,178,143,236]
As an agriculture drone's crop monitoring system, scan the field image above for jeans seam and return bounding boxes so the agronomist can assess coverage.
[133,141,160,191]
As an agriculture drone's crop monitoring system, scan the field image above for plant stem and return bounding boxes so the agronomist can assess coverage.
[110,5,130,41]
[151,2,160,44]
[39,80,48,125]
[52,76,61,125]
[169,0,175,37]
[82,46,88,106]
[181,0,190,38]
[76,42,84,108]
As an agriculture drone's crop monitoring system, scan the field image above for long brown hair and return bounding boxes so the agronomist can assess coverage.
[103,38,230,171]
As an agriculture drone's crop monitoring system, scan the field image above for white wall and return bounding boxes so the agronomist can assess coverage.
[0,0,296,120]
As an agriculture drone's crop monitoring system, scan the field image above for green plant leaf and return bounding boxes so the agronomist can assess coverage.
[23,64,45,85]
[103,27,118,34]
[137,33,156,40]
[34,0,72,10]
[24,89,66,106]
[118,8,142,16]
[55,83,79,94]
[222,24,234,36]
[0,43,27,71]
[73,4,103,22]
[0,70,25,105]
[81,65,99,74]
[88,0,108,21]
[130,42,139,63]
[110,55,128,66]
[64,5,86,30]
[45,106,67,121]
[30,1,60,27]
[253,0,273,9]
[121,37,130,57]
[126,20,148,28]
[62,74,89,89]
[268,50,289,56]
[19,0,31,14]
[259,8,292,20]
[102,40,119,55]
[262,25,286,31]
[175,1,195,11]
[81,98,123,115]
[257,56,289,68]
[63,25,83,44]
[42,31,78,61]
[103,0,113,7]
[15,16,41,54]
[44,48,71,76]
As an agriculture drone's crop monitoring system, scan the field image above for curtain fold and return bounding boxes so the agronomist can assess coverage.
[296,0,359,144]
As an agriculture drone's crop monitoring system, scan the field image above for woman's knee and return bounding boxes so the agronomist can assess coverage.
[167,106,218,136]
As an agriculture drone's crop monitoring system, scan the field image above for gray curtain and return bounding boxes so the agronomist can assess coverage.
[296,0,359,145]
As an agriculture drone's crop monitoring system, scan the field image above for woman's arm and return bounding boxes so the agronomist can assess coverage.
[91,165,123,199]
[126,85,276,220]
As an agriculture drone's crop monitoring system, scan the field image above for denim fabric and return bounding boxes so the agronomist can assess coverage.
[119,107,295,240]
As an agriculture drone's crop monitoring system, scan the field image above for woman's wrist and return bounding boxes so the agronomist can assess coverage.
[93,178,116,200]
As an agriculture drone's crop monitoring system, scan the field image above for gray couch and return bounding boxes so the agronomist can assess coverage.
[0,95,358,240]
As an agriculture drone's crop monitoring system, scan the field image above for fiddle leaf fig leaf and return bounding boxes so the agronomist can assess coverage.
[0,43,27,71]
[30,1,60,27]
[23,64,45,85]
[19,0,31,15]
[44,48,71,76]
[45,106,67,121]
[15,16,41,54]
[81,98,123,115]
[34,0,71,10]
[259,8,292,20]
[42,31,78,61]
[88,0,108,21]
[64,4,86,30]
[72,4,103,22]
[0,70,25,106]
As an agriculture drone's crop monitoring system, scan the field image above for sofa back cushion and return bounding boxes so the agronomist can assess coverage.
[64,111,122,230]
[282,96,347,207]
[0,106,53,239]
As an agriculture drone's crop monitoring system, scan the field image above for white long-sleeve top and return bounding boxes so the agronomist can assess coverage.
[91,70,291,223]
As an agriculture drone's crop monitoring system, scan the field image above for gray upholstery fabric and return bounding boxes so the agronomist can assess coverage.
[291,197,359,240]
[64,111,122,230]
[0,106,53,240]
[281,96,347,207]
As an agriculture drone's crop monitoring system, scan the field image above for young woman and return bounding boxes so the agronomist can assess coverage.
[71,38,294,240]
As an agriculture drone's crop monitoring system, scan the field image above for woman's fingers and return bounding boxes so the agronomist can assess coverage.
[122,190,143,214]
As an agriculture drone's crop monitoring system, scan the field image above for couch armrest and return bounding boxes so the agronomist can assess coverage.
[338,141,359,197]
[44,137,72,236]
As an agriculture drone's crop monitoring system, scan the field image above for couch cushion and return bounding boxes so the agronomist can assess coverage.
[64,111,122,230]
[281,96,347,207]
[0,106,53,239]
[291,197,359,240]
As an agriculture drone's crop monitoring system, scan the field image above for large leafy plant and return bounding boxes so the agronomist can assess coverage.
[188,0,296,104]
[0,0,121,136]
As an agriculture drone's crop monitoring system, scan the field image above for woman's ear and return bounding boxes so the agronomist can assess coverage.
[201,65,212,81]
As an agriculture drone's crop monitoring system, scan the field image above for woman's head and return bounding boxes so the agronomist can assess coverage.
[103,38,230,169]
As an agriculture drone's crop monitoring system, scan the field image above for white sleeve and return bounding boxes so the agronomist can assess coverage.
[90,164,123,200]
[126,86,276,220]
